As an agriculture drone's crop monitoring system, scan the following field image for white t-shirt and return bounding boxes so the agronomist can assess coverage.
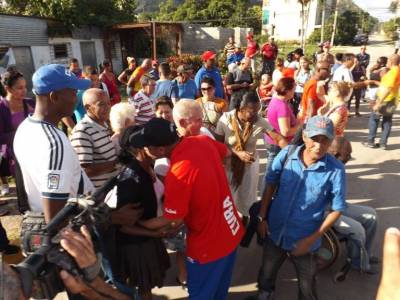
[14,117,94,212]
[272,69,283,86]
[332,65,354,101]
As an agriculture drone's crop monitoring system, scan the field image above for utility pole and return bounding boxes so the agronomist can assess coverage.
[331,0,340,46]
[320,0,326,43]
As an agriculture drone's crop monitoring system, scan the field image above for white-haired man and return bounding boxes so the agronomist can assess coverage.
[70,88,118,189]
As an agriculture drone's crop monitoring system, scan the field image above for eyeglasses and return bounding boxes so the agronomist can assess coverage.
[201,87,213,91]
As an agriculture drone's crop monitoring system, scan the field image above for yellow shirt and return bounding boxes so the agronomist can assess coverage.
[129,66,146,93]
[378,65,400,104]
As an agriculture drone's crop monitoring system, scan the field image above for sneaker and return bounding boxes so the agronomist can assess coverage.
[380,144,388,150]
[362,142,378,149]
[1,185,9,196]
[0,244,20,255]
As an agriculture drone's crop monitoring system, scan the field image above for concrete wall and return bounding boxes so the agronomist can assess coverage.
[31,46,52,69]
[48,37,105,68]
[181,24,251,54]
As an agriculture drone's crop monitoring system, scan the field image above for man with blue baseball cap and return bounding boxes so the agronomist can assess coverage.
[256,115,346,300]
[14,64,94,225]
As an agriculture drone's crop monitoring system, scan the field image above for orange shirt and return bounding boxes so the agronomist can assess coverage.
[299,78,324,121]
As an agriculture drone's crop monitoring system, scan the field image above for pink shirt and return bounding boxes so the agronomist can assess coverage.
[265,97,297,145]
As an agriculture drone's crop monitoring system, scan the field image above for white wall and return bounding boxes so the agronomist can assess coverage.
[264,0,318,41]
[48,37,105,68]
[31,46,52,69]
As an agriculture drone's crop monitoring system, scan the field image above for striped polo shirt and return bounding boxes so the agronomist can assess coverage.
[71,115,118,189]
[129,90,155,125]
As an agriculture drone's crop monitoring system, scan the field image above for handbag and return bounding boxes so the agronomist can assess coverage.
[378,100,396,117]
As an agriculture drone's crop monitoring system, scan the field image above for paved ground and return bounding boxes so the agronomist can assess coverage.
[1,34,398,300]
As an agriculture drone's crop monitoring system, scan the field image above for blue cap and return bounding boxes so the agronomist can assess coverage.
[304,115,334,140]
[32,64,90,95]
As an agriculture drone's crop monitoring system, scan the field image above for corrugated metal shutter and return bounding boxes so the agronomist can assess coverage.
[0,15,48,46]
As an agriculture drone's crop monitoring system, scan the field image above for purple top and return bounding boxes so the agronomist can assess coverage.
[0,97,35,174]
[11,111,26,130]
[265,97,297,145]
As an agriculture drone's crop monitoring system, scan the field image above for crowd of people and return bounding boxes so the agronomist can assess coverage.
[0,33,399,300]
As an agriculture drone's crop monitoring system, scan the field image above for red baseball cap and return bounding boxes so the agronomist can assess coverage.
[202,51,216,61]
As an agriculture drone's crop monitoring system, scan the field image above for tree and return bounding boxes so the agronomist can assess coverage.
[2,0,137,28]
[298,0,312,49]
[157,0,262,34]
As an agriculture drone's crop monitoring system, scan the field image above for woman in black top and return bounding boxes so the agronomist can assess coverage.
[116,125,170,300]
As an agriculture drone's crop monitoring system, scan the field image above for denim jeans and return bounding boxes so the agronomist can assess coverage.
[333,204,377,271]
[368,111,393,146]
[258,238,318,300]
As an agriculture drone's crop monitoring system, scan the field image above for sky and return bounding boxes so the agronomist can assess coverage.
[353,0,396,21]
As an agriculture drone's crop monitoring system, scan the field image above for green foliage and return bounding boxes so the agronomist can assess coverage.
[2,0,137,28]
[383,18,400,40]
[307,9,378,45]
[166,53,203,74]
[157,0,262,34]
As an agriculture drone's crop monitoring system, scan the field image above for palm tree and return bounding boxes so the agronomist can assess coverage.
[298,0,311,49]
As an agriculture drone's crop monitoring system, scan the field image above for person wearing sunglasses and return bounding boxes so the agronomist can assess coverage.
[196,77,228,136]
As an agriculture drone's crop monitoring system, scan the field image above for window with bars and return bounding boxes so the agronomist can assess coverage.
[53,44,68,59]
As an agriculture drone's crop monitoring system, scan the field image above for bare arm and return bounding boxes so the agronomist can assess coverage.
[277,117,298,137]
[257,184,277,238]
[117,70,128,85]
[82,161,116,178]
[140,216,183,230]
[43,198,67,223]
[268,130,288,149]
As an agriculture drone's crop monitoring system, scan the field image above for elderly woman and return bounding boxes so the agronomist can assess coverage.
[215,91,287,220]
[196,77,228,136]
[109,103,136,154]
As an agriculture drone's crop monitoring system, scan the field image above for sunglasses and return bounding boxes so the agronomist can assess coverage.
[201,87,213,91]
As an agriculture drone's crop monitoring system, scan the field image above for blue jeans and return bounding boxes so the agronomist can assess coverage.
[186,249,237,300]
[368,111,393,146]
[333,204,377,271]
[258,238,318,300]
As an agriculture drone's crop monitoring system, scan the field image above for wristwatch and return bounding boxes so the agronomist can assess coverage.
[257,215,265,223]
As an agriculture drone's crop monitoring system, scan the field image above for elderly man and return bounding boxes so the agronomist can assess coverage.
[365,54,400,150]
[226,57,255,110]
[127,58,152,97]
[14,64,93,223]
[195,51,224,98]
[257,115,346,300]
[176,64,198,100]
[71,88,117,189]
[129,75,156,125]
[131,118,243,300]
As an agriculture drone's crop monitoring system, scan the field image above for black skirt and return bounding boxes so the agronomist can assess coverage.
[117,238,170,292]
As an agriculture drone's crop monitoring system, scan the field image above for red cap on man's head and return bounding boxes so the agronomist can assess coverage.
[202,50,216,61]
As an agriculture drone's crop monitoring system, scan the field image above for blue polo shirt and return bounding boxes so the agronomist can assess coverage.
[265,145,346,252]
[194,66,224,98]
[176,79,198,100]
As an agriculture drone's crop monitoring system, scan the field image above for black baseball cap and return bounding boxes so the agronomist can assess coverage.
[129,118,179,148]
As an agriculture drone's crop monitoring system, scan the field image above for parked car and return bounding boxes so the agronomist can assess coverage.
[353,34,369,45]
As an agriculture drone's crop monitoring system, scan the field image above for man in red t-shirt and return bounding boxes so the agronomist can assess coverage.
[298,62,330,121]
[245,32,258,72]
[261,36,278,75]
[135,118,244,300]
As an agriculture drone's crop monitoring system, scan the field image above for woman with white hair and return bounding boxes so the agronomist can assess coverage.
[109,103,136,153]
